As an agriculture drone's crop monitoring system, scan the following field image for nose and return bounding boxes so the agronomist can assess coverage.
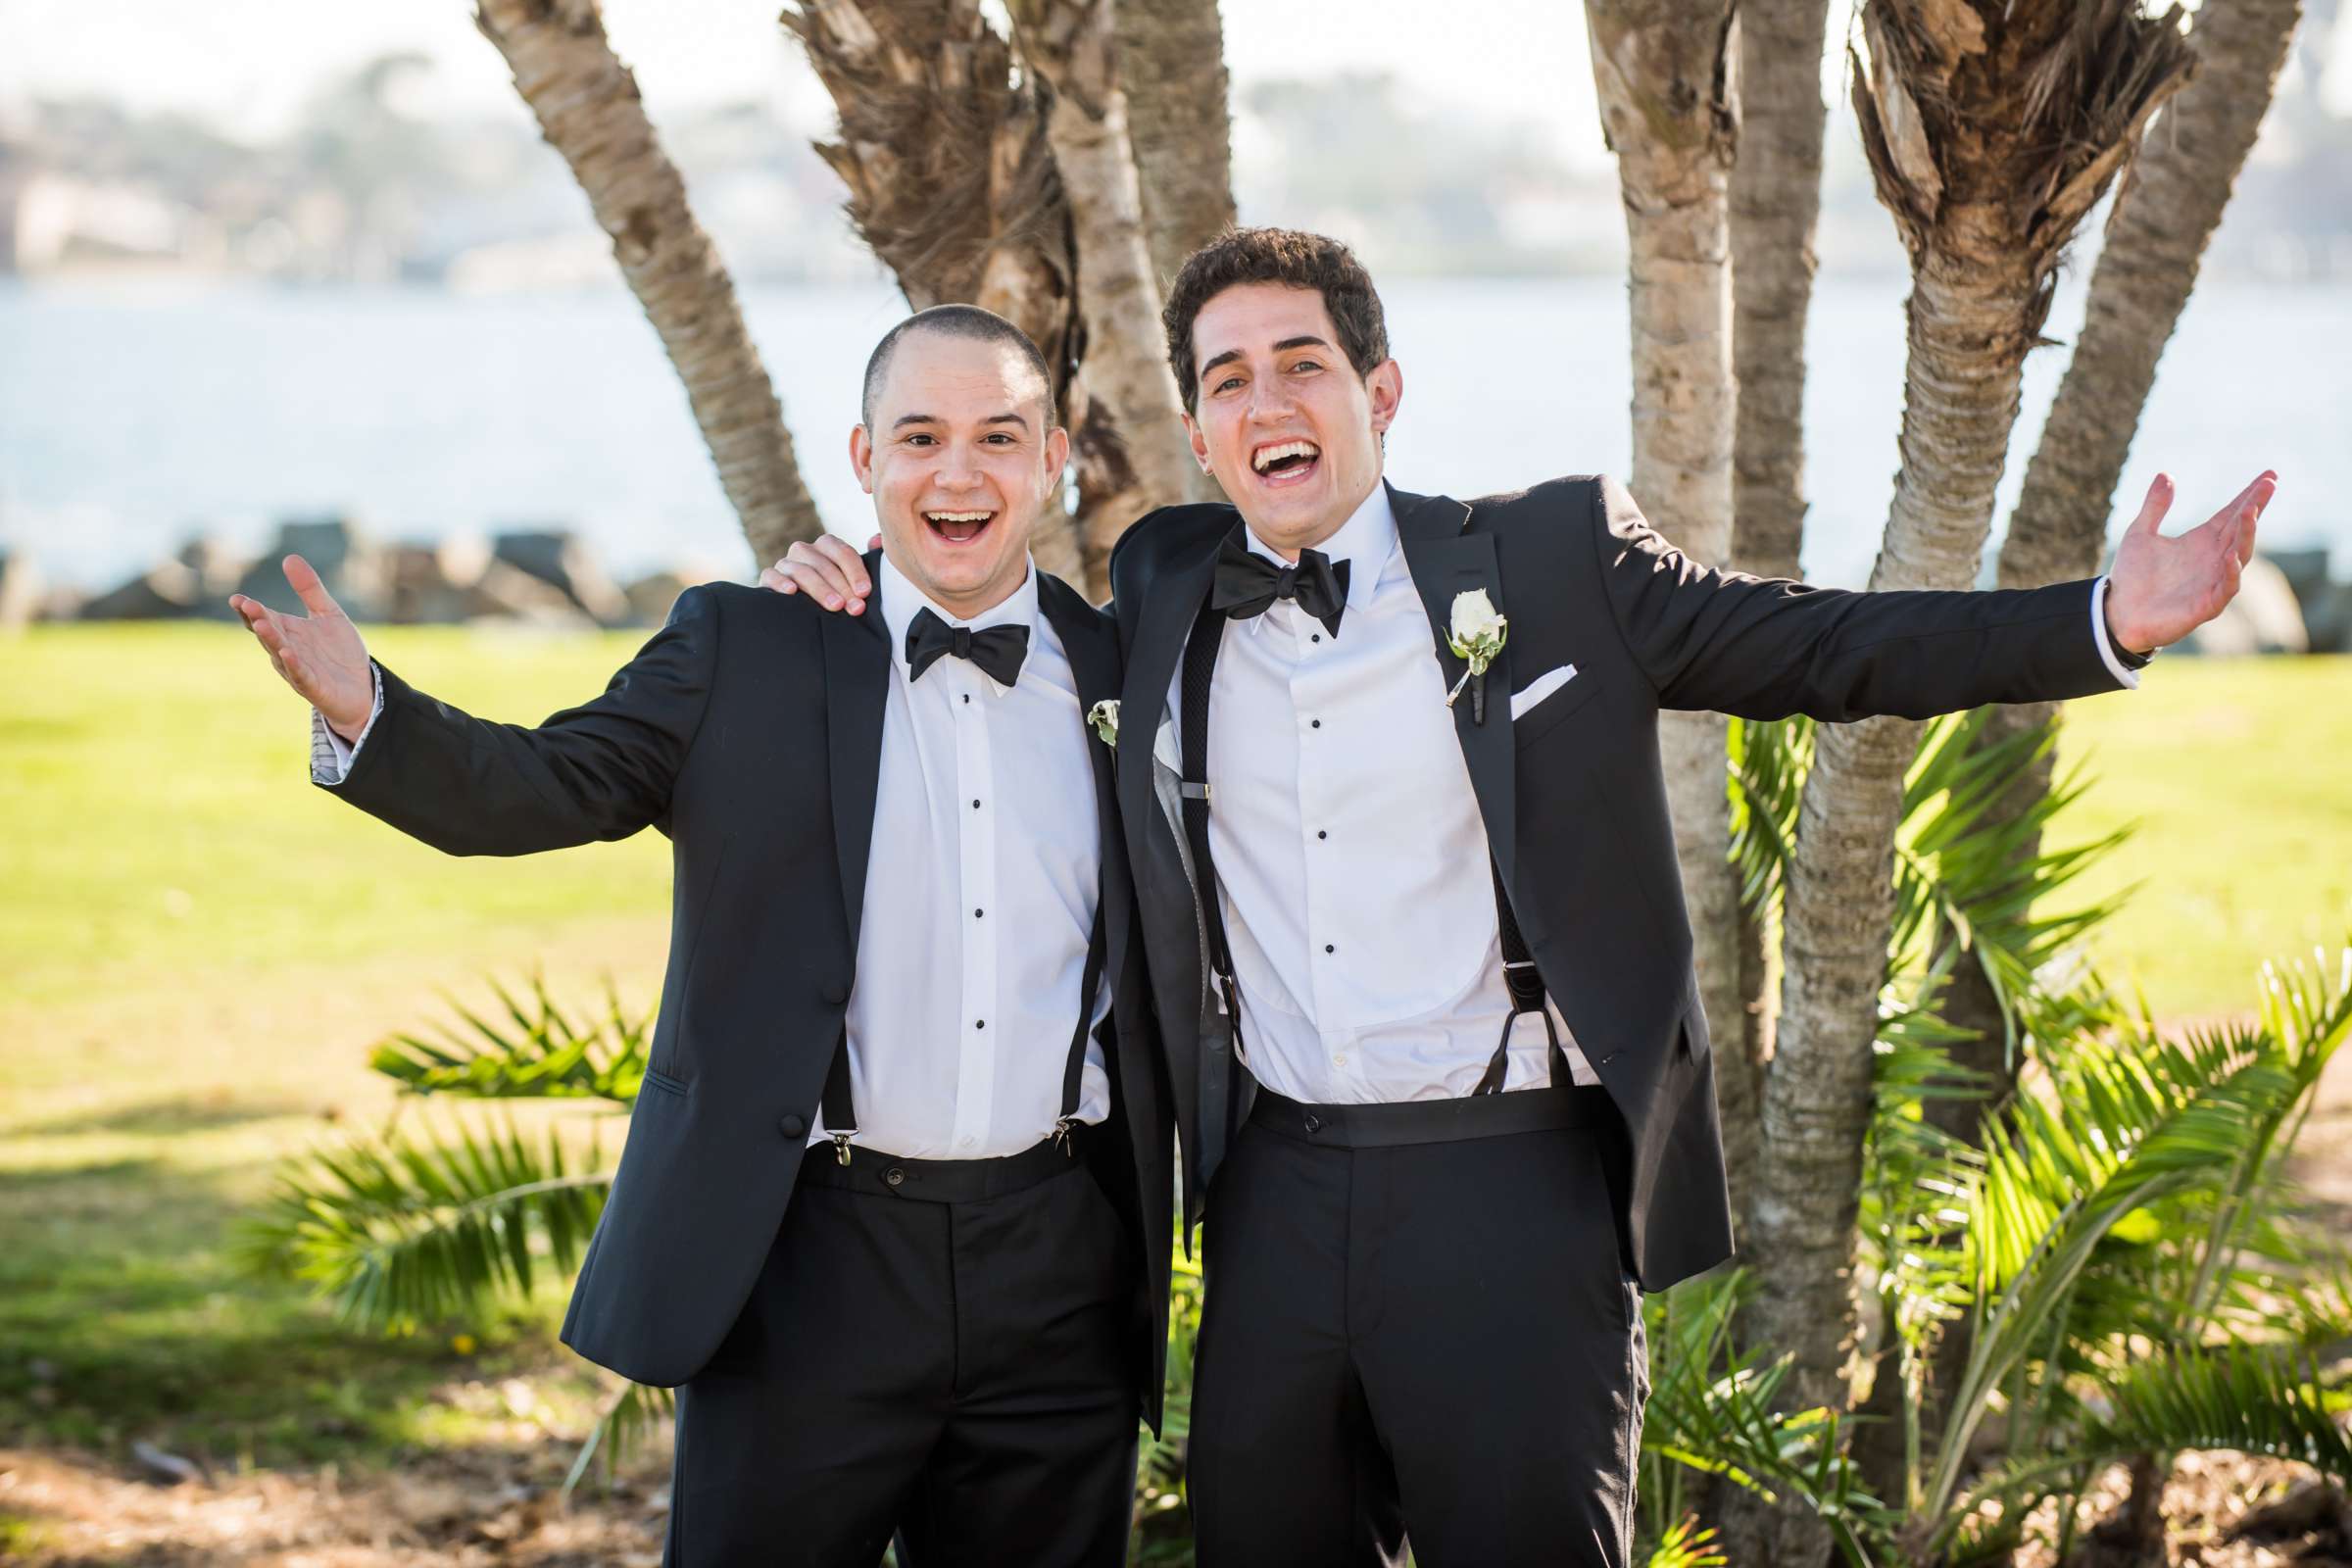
[934,447,984,490]
[1246,380,1296,423]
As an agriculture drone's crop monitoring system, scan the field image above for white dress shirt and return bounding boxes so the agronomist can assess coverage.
[1166,484,1603,1103]
[1160,483,2143,1107]
[314,556,1110,1160]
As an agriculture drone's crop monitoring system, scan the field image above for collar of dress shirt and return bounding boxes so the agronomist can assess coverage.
[876,549,1040,696]
[1237,479,1396,634]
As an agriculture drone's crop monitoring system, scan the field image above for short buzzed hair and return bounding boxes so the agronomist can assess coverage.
[861,304,1055,427]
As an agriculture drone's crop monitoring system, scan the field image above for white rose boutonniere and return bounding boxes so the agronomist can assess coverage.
[1087,699,1120,748]
[1445,589,1509,722]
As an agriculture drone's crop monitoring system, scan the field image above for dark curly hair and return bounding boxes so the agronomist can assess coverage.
[1160,227,1390,415]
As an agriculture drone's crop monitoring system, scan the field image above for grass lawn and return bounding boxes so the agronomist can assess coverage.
[1,622,2346,1477]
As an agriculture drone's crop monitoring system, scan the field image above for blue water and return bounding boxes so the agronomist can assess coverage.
[1,273,2342,593]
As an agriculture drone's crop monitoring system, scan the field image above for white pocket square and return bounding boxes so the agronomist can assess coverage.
[1510,663,1579,721]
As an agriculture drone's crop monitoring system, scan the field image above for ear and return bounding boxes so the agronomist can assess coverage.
[1365,359,1403,436]
[850,424,876,494]
[1184,412,1212,474]
[1044,424,1071,492]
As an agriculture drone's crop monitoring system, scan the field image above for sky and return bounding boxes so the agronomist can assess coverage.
[0,0,1621,165]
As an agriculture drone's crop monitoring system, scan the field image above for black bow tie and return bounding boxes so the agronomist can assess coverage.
[1210,536,1352,639]
[905,607,1030,687]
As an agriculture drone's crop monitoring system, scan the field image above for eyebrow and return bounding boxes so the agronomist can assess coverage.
[1199,335,1334,378]
[891,411,1032,431]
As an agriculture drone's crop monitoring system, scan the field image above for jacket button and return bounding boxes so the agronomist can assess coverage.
[821,980,849,1005]
[884,1167,906,1188]
[1303,1113,1323,1134]
[778,1113,807,1139]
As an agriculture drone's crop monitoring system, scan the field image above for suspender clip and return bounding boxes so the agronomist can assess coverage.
[1053,1116,1077,1155]
[831,1132,853,1167]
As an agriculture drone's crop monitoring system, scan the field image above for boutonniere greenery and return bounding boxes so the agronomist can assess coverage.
[1087,699,1120,748]
[1446,590,1509,722]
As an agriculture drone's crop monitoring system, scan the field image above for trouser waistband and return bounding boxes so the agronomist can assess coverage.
[1248,1083,1613,1150]
[795,1125,1089,1203]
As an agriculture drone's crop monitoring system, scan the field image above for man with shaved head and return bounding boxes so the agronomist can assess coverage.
[233,304,1168,1566]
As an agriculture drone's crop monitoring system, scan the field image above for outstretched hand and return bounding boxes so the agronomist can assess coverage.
[760,533,881,613]
[228,556,374,740]
[2102,471,2275,655]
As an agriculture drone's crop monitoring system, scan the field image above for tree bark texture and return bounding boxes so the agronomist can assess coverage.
[1010,0,1203,592]
[1853,9,2299,1502]
[479,0,824,567]
[1115,0,1237,507]
[1729,0,1831,587]
[1731,2,2190,1558]
[1116,0,1237,286]
[1587,0,1759,1216]
[783,0,1089,584]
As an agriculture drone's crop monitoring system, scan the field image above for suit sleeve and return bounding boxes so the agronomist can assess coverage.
[1588,475,2131,721]
[320,585,720,855]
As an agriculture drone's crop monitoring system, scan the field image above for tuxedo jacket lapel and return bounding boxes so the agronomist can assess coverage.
[1394,484,1521,899]
[822,550,892,944]
[1039,576,1134,1010]
[1116,531,1223,905]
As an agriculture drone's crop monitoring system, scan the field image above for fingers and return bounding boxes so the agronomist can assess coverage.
[281,554,345,619]
[774,559,861,611]
[2128,473,2175,537]
[2236,471,2275,564]
[781,537,869,612]
[760,564,796,594]
[231,595,289,655]
[808,534,873,599]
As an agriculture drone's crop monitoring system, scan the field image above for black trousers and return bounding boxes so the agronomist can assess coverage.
[1189,1087,1649,1568]
[667,1139,1140,1567]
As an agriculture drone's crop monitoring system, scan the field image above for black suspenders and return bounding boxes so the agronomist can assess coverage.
[818,872,1110,1165]
[1179,593,1572,1097]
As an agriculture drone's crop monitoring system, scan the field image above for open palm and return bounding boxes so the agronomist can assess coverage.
[2103,470,2276,654]
[228,556,374,738]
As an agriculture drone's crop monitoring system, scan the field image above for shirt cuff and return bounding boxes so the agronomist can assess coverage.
[2090,575,2149,690]
[310,664,384,786]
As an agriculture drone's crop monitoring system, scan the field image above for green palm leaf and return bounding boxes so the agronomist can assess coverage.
[238,1110,611,1332]
[369,972,654,1104]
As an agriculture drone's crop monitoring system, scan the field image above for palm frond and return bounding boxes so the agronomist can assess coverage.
[238,1110,611,1332]
[369,972,654,1105]
[1645,1515,1731,1568]
[563,1379,675,1499]
[1640,1271,1886,1565]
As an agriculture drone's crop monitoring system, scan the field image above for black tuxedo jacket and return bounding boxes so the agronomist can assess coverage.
[322,569,1172,1423]
[1106,473,2133,1291]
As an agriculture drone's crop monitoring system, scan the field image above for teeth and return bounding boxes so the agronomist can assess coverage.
[1251,440,1320,473]
[926,512,994,523]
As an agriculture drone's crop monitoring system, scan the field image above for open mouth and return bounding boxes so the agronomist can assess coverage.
[1250,439,1321,488]
[923,510,997,546]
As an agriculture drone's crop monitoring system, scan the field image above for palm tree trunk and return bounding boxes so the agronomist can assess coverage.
[1010,0,1201,593]
[477,0,824,568]
[1587,0,1757,1210]
[1853,1,2300,1505]
[1725,0,1835,1201]
[1729,0,1829,588]
[783,0,1089,584]
[1726,3,2191,1558]
[1115,0,1236,507]
[1116,0,1236,284]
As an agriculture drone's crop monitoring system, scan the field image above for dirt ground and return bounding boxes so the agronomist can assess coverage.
[4,1042,2344,1568]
